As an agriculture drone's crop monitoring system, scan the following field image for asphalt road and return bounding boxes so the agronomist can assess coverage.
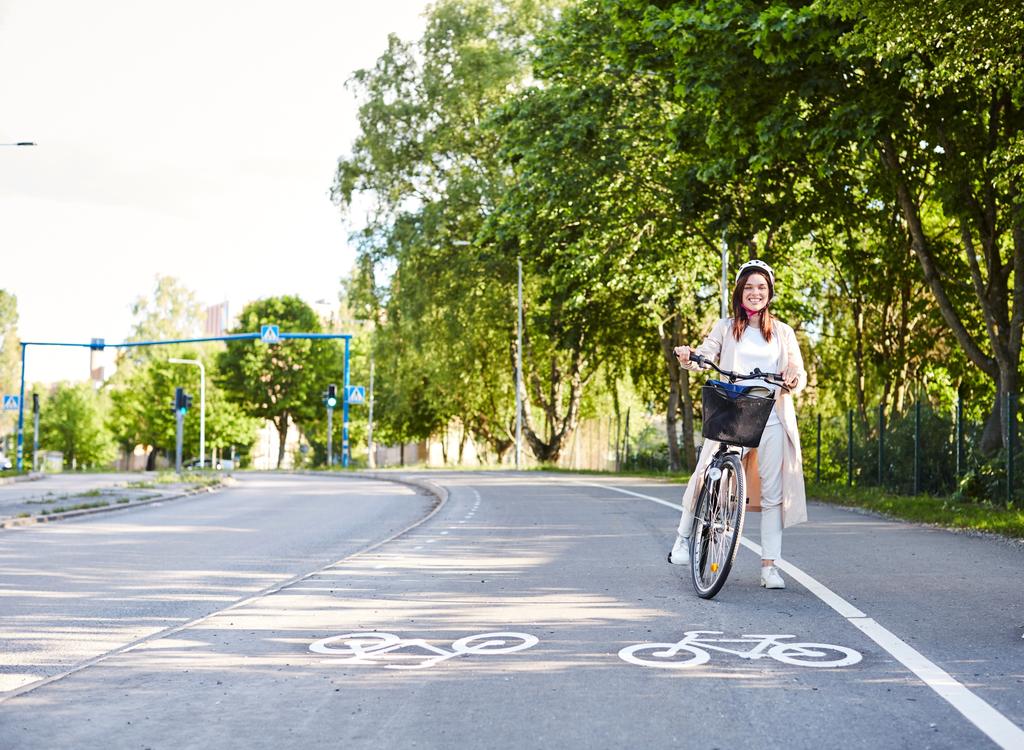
[0,471,1021,749]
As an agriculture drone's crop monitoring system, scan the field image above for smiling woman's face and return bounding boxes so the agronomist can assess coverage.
[742,272,771,313]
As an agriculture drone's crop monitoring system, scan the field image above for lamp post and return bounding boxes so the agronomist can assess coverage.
[169,358,205,468]
[515,258,524,469]
[720,233,729,318]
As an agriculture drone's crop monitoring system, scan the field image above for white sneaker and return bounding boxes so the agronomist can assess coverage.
[668,535,690,565]
[760,566,785,589]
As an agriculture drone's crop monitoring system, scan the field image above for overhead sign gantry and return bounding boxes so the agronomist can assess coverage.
[15,329,354,471]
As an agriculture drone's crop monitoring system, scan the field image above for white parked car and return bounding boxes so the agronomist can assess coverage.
[0,451,12,471]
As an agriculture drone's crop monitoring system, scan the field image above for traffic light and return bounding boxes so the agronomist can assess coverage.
[173,387,192,415]
[324,384,337,408]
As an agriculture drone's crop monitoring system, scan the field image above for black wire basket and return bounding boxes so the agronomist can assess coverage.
[701,380,776,448]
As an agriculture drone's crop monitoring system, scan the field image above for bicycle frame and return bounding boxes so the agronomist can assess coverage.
[666,630,803,660]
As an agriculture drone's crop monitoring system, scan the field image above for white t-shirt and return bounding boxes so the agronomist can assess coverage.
[733,323,782,425]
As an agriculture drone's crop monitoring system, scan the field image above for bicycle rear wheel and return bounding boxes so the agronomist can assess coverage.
[689,453,746,599]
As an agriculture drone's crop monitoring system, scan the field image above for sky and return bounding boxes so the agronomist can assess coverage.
[0,0,429,384]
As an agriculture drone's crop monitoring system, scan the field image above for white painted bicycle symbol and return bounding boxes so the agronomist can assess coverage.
[619,630,862,669]
[310,631,539,670]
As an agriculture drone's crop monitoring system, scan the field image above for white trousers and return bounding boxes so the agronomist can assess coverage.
[678,421,786,561]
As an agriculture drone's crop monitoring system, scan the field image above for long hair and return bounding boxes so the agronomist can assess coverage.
[730,268,775,342]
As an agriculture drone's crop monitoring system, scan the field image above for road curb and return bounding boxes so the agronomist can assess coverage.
[0,472,44,486]
[291,469,450,509]
[0,478,234,530]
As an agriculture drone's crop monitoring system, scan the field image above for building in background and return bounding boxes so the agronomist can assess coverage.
[204,302,230,337]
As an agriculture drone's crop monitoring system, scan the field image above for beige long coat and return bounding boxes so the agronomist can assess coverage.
[678,317,808,531]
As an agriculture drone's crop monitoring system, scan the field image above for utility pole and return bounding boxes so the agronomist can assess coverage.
[516,257,524,469]
[368,356,375,468]
[32,393,39,471]
[720,233,729,318]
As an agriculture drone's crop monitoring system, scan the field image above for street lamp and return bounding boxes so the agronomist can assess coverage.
[169,357,205,468]
[720,233,729,318]
[515,258,524,470]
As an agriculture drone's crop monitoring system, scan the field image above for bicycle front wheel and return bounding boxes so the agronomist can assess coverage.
[617,643,710,669]
[689,453,746,599]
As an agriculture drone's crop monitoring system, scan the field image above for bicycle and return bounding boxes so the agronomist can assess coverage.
[309,631,538,670]
[618,630,862,669]
[685,352,786,599]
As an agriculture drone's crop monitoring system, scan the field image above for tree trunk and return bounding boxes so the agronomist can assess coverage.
[665,382,681,472]
[275,414,289,469]
[853,296,868,426]
[879,133,1013,452]
[658,301,684,472]
[512,332,589,464]
[680,368,696,471]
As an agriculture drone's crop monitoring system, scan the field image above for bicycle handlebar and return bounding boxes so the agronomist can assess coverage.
[689,353,787,388]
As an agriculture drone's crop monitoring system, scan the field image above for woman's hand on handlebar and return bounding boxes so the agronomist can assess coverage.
[674,345,693,365]
[782,363,801,390]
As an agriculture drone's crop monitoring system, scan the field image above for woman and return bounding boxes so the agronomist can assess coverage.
[668,259,807,589]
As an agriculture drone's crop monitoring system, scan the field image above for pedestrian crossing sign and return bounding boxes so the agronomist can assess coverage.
[260,325,281,344]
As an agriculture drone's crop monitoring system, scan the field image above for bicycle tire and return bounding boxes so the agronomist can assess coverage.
[617,643,710,668]
[689,453,746,599]
[768,642,863,668]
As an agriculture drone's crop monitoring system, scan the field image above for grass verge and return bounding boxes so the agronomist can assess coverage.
[47,500,111,514]
[807,482,1024,540]
[154,471,221,487]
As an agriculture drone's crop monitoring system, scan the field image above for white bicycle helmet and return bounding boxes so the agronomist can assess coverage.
[736,259,775,288]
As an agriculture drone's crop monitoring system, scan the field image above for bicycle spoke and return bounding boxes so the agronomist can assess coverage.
[690,454,746,598]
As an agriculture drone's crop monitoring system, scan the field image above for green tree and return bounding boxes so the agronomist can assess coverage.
[128,275,203,342]
[107,351,258,469]
[335,0,563,460]
[39,383,115,469]
[613,0,1023,454]
[218,296,341,468]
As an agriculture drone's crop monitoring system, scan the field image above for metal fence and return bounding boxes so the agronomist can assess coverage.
[802,395,1020,504]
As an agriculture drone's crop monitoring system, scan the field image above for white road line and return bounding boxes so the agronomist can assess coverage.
[0,477,450,704]
[574,481,1024,750]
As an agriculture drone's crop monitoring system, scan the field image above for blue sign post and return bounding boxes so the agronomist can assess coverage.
[342,337,351,467]
[15,328,354,472]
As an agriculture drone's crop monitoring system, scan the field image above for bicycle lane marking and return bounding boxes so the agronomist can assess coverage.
[571,481,1024,750]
